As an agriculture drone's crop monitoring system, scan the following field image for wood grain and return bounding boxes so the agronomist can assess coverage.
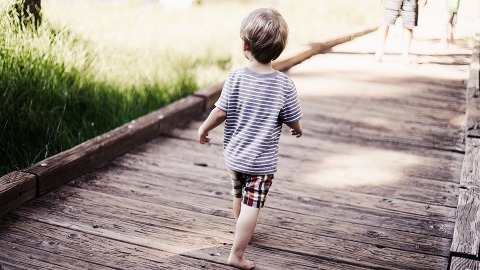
[450,256,480,270]
[0,171,36,217]
[11,186,448,270]
[450,137,480,257]
[466,42,480,138]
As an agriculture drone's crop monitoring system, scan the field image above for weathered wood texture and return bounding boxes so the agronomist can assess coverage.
[451,138,480,257]
[21,95,203,196]
[0,172,36,217]
[450,256,480,270]
[0,32,471,269]
[466,42,480,138]
[193,81,224,111]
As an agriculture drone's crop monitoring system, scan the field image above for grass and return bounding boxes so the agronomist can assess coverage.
[0,0,382,176]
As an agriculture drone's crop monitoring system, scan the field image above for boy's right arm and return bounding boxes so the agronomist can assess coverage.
[285,120,303,138]
[198,107,227,144]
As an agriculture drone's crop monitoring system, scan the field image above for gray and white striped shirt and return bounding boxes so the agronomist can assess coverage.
[215,67,303,175]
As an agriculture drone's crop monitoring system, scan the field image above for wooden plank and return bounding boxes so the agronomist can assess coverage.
[460,138,480,189]
[193,81,224,111]
[10,186,449,270]
[119,146,457,222]
[69,167,453,256]
[137,137,460,207]
[450,187,480,257]
[0,214,175,269]
[21,95,204,196]
[0,237,226,270]
[450,256,480,270]
[450,138,480,257]
[114,152,457,228]
[178,118,465,170]
[0,239,114,270]
[0,171,36,217]
[0,215,367,270]
[182,245,372,270]
[466,42,480,138]
[98,160,455,240]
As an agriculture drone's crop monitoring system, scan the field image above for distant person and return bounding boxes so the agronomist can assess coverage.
[440,0,461,47]
[197,7,303,270]
[375,0,428,64]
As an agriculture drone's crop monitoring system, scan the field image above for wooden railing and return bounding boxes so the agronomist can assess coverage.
[449,41,480,270]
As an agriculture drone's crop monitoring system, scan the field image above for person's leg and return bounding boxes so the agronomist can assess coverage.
[375,24,390,62]
[400,0,417,64]
[233,197,242,221]
[402,27,413,64]
[230,170,244,221]
[228,204,259,270]
[376,0,401,62]
[449,13,458,44]
[228,173,273,269]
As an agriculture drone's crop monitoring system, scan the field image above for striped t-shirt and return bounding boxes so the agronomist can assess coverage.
[215,67,303,175]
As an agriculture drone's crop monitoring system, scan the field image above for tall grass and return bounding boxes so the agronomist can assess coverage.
[0,0,382,176]
[0,1,201,175]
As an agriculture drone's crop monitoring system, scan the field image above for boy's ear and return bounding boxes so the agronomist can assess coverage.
[243,41,249,51]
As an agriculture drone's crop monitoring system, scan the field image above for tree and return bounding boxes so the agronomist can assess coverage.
[14,0,42,28]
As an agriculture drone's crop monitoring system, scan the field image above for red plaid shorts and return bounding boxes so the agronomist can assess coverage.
[229,169,274,208]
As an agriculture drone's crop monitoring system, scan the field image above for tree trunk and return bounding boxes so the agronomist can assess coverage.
[16,0,42,28]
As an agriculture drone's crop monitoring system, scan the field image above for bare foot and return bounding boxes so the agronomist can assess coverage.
[227,255,254,269]
[374,52,383,63]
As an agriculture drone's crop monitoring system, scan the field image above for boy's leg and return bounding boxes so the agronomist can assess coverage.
[233,197,242,221]
[229,170,244,221]
[228,204,259,270]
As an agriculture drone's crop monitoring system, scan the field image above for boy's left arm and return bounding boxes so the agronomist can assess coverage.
[198,107,227,144]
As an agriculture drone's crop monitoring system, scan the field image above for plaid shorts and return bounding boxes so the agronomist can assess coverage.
[229,169,274,208]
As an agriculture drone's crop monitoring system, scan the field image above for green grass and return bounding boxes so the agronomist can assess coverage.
[0,0,382,176]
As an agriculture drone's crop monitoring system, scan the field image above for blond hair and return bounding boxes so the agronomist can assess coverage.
[240,8,288,64]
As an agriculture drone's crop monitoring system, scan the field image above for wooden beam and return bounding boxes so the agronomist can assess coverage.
[22,95,204,196]
[466,41,480,138]
[0,171,36,217]
[450,137,480,257]
[273,26,377,72]
[450,256,480,270]
[460,138,480,189]
[193,81,224,111]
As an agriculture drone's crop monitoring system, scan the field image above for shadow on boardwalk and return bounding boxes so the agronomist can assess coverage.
[0,32,473,269]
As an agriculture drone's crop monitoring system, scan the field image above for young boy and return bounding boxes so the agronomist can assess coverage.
[197,8,303,270]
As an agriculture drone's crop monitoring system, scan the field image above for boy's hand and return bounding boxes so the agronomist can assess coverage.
[198,128,211,144]
[285,120,303,138]
[290,128,302,138]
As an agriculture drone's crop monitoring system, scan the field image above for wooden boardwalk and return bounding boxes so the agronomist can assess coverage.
[0,33,476,269]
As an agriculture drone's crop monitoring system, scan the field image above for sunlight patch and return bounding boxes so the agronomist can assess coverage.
[300,147,420,188]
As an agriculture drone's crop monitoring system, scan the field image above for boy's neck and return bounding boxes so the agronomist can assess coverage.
[246,59,275,74]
